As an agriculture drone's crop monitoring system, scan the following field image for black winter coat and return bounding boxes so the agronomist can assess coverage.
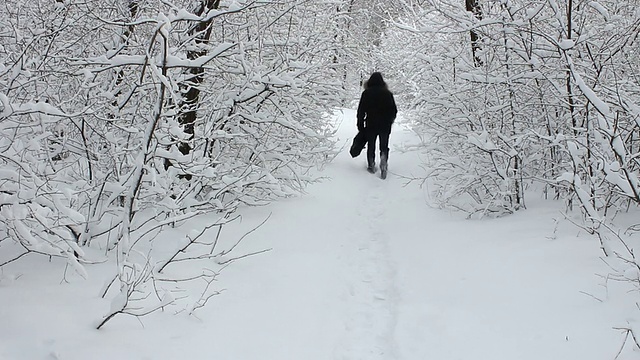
[356,81,397,133]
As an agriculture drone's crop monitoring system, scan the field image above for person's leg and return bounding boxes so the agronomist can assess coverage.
[366,129,377,172]
[379,131,390,170]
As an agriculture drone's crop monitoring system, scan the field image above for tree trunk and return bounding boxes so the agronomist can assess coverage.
[165,0,221,178]
[466,0,482,66]
[178,0,220,155]
[566,0,576,132]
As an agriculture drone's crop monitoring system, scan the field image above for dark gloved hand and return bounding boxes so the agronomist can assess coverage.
[357,122,365,132]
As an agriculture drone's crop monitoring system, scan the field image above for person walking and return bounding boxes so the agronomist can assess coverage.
[356,72,397,179]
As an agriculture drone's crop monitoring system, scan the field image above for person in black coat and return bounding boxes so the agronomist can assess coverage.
[356,72,398,176]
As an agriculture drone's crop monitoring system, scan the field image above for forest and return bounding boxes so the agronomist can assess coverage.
[1,0,639,338]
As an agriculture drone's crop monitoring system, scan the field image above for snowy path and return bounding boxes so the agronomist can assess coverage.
[0,110,631,360]
[211,109,626,360]
[208,110,625,360]
[336,165,399,360]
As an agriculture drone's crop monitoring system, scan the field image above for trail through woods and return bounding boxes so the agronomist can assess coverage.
[0,110,633,360]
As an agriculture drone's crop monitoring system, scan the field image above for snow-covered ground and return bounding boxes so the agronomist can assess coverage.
[0,110,637,360]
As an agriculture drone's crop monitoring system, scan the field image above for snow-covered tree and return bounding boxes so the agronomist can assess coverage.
[376,0,640,351]
[0,0,348,327]
[384,0,640,222]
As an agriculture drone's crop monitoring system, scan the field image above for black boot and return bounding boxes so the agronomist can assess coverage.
[380,152,388,179]
[367,156,376,174]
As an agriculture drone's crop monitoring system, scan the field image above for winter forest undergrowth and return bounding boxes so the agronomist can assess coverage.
[1,0,640,358]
